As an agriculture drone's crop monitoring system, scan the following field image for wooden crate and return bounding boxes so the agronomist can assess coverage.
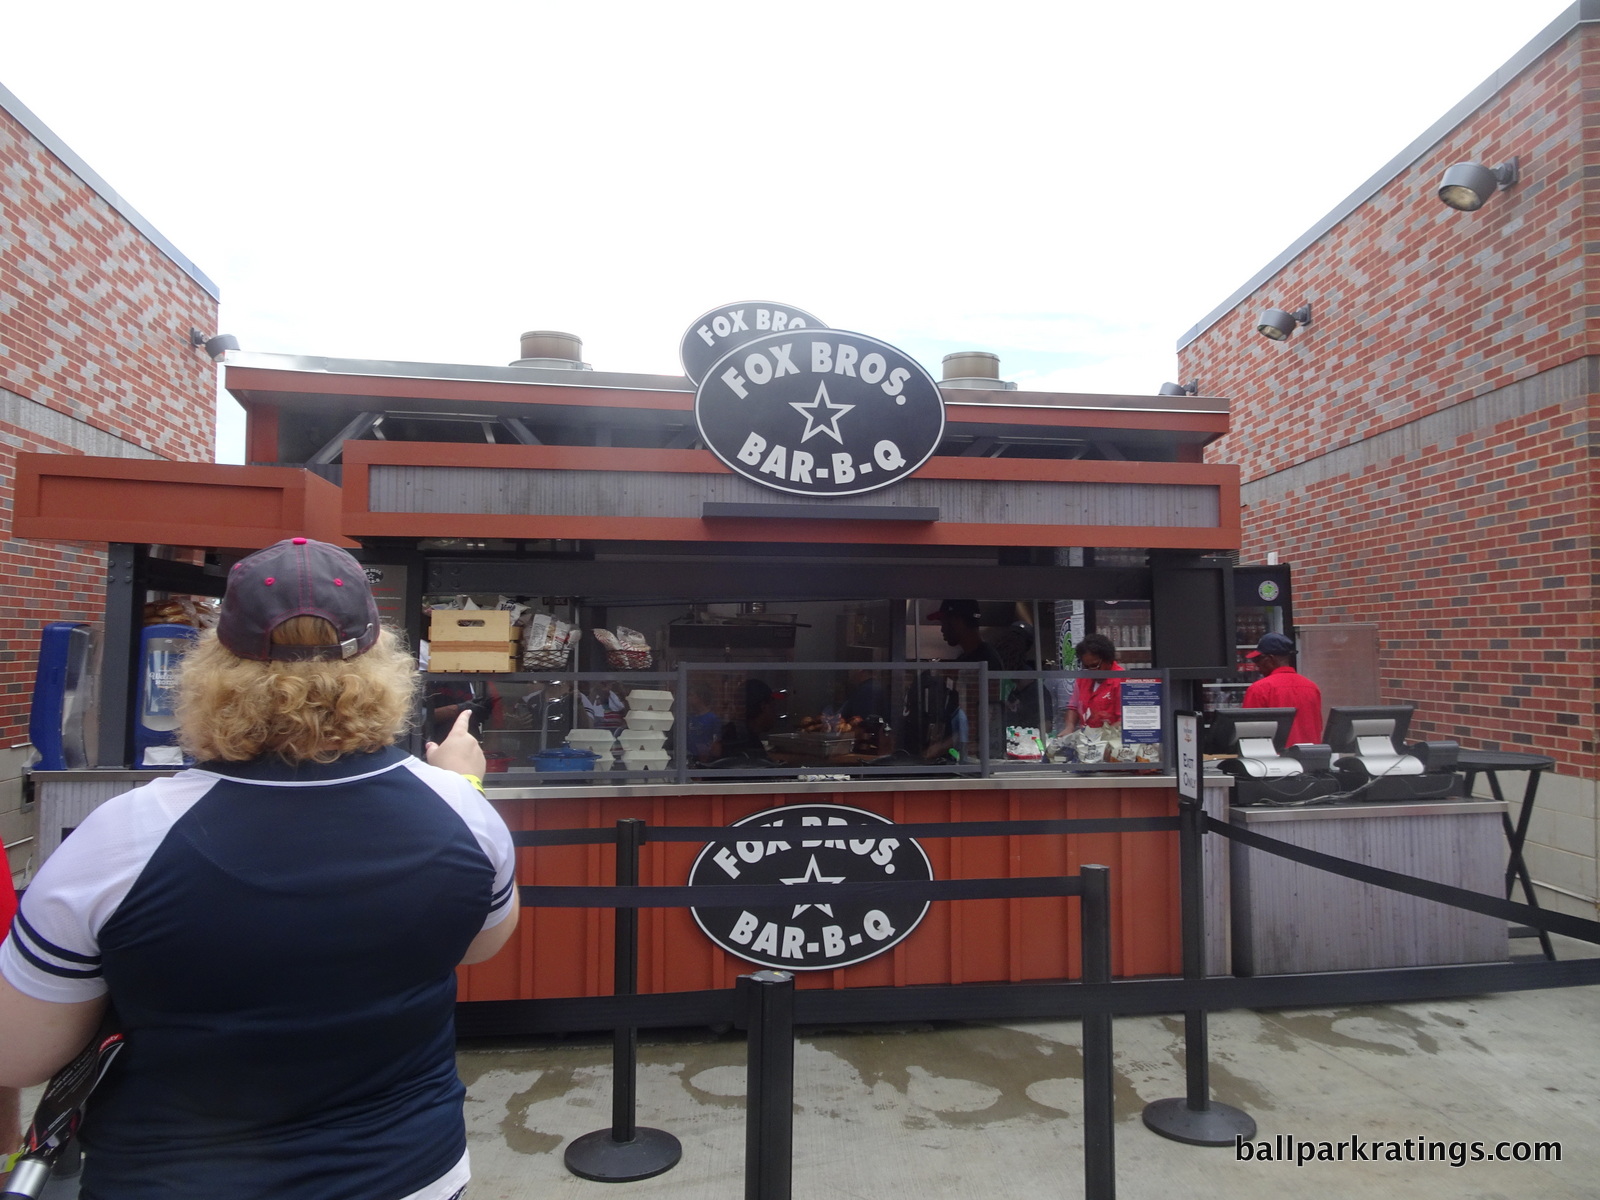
[430,611,513,642]
[428,611,515,672]
[428,647,516,673]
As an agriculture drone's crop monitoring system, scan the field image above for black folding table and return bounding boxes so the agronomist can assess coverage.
[1455,749,1557,960]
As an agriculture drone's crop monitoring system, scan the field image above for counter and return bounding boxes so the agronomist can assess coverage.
[29,769,175,859]
[460,773,1232,1005]
[1229,798,1509,975]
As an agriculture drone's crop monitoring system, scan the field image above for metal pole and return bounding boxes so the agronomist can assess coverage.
[96,542,139,768]
[612,817,640,1141]
[563,819,682,1181]
[1079,864,1115,1200]
[1030,601,1049,747]
[675,661,689,784]
[740,970,795,1200]
[1141,793,1257,1146]
[977,664,989,774]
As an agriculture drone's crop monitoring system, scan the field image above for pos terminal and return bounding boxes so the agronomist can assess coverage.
[1205,707,1340,806]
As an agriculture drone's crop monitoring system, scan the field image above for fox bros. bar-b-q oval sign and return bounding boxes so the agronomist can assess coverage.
[687,803,932,970]
[695,328,946,498]
[679,301,826,386]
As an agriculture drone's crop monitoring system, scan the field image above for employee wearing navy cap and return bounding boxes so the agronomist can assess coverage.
[1242,632,1324,746]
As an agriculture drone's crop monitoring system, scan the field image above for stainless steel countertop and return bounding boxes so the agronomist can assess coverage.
[29,769,178,782]
[1231,798,1507,823]
[481,773,1215,801]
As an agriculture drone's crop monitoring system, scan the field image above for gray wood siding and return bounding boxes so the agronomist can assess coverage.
[1230,803,1508,974]
[369,466,1221,528]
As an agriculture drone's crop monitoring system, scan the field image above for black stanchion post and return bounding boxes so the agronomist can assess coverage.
[739,970,795,1200]
[564,818,683,1182]
[1142,745,1257,1147]
[1079,864,1115,1200]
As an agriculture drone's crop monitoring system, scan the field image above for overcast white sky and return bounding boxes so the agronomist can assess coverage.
[0,0,1571,462]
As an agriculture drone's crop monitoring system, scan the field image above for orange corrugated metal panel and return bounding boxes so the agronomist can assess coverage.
[457,786,1182,1002]
[11,454,356,549]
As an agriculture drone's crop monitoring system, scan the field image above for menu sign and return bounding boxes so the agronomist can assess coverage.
[694,328,945,498]
[679,301,825,386]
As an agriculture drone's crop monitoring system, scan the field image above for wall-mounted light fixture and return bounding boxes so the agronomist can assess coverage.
[1158,380,1199,396]
[1256,305,1312,342]
[1437,157,1519,212]
[188,328,239,362]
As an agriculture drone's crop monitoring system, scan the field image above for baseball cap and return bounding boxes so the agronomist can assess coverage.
[1255,632,1296,656]
[217,538,380,662]
[928,599,981,623]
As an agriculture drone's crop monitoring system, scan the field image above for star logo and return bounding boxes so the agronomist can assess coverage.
[778,853,845,918]
[789,380,855,444]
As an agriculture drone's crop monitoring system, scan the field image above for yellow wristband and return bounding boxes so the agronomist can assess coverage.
[460,774,485,793]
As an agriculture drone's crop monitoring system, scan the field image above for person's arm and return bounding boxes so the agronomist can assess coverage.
[1061,677,1088,732]
[425,708,486,777]
[432,722,520,965]
[460,888,519,965]
[0,976,105,1088]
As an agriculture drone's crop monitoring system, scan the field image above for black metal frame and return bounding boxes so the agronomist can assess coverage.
[427,664,1174,783]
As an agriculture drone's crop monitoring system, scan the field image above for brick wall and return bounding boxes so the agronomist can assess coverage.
[1180,30,1598,781]
[0,100,218,756]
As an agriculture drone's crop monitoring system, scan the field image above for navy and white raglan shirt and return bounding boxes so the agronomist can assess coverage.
[0,744,515,1200]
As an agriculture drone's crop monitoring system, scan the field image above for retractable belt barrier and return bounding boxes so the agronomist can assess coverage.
[502,816,1119,1199]
[1204,814,1600,947]
[476,811,1600,1200]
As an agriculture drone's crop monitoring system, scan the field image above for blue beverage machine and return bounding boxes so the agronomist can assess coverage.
[135,623,199,767]
[29,622,96,770]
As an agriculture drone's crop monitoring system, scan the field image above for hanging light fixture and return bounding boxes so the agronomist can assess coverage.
[1256,305,1312,342]
[1437,158,1519,212]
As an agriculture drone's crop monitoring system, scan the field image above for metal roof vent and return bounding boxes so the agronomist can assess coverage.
[940,350,1017,391]
[511,330,593,370]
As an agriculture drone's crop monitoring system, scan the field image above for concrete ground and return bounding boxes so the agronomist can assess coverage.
[22,936,1600,1199]
[456,937,1600,1200]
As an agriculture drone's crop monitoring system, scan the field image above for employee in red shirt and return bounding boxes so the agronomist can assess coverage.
[1242,632,1324,745]
[1062,633,1125,732]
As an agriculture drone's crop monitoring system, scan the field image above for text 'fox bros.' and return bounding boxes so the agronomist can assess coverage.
[717,340,914,486]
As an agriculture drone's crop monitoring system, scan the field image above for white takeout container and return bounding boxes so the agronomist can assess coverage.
[618,729,666,752]
[626,689,674,712]
[565,730,617,752]
[623,749,671,772]
[624,710,674,732]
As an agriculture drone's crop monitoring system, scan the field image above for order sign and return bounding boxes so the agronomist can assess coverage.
[695,329,945,497]
[687,803,932,970]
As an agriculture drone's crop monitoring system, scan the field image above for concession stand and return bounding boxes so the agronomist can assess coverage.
[16,309,1249,1012]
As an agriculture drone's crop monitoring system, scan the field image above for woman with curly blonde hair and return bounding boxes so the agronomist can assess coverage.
[0,537,518,1200]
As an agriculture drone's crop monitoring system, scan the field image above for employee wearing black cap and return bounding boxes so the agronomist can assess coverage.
[928,599,1003,669]
[1243,631,1324,746]
[909,601,998,762]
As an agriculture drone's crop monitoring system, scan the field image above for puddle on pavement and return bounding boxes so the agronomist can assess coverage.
[460,1019,1257,1145]
[1255,1005,1445,1057]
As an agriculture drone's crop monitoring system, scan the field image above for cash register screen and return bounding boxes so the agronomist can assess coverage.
[1203,707,1295,755]
[1321,705,1414,755]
